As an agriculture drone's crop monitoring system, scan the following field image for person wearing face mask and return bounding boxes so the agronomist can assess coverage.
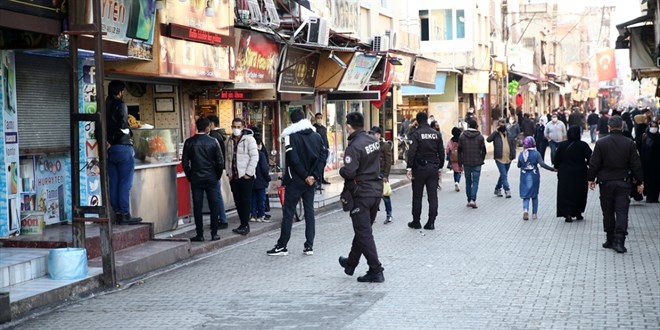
[554,126,592,222]
[225,118,259,236]
[534,116,548,161]
[641,121,660,203]
[313,113,331,185]
[487,119,516,198]
[544,114,567,165]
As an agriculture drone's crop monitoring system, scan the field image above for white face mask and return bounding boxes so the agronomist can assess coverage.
[232,128,242,136]
[650,127,659,134]
[552,118,558,123]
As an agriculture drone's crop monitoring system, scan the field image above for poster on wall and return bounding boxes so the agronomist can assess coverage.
[78,58,102,209]
[0,51,21,237]
[35,155,72,224]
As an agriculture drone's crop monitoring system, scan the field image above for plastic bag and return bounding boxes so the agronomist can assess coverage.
[48,248,88,280]
[383,182,392,197]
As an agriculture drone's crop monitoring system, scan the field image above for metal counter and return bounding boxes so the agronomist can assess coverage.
[131,162,178,234]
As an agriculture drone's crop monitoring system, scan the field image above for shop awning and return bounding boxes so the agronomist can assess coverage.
[401,72,447,96]
[509,70,540,81]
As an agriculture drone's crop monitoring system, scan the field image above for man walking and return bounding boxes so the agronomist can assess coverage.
[369,127,393,224]
[568,107,585,136]
[406,112,445,230]
[487,119,516,198]
[207,115,228,229]
[338,112,385,283]
[458,119,486,208]
[313,112,331,186]
[588,115,644,253]
[182,117,224,242]
[544,113,567,164]
[226,118,259,236]
[587,109,599,143]
[105,80,142,225]
[267,109,325,256]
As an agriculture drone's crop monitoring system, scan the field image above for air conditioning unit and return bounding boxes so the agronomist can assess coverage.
[306,17,329,46]
[384,30,398,49]
[373,35,390,51]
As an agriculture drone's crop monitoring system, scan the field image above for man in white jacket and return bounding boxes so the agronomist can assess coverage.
[226,117,259,235]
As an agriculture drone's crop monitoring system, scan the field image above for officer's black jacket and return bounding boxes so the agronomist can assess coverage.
[340,129,383,198]
[587,131,643,184]
[406,123,445,170]
[182,134,224,185]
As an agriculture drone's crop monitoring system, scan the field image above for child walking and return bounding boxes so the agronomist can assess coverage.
[446,127,464,192]
[517,137,556,220]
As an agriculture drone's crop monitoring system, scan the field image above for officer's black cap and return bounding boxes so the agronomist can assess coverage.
[369,126,382,134]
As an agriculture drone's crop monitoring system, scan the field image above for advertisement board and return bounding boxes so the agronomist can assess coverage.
[159,37,233,81]
[337,53,381,92]
[0,51,21,237]
[233,29,279,89]
[78,58,102,209]
[278,47,320,94]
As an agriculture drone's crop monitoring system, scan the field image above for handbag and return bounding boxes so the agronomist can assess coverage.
[382,181,392,197]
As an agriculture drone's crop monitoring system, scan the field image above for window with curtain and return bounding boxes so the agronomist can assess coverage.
[419,8,466,41]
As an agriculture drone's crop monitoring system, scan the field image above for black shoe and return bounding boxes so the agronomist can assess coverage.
[575,214,584,220]
[407,221,421,229]
[357,271,384,283]
[612,238,627,253]
[264,214,272,220]
[190,235,204,242]
[564,217,573,223]
[423,222,435,230]
[232,227,250,235]
[119,213,143,225]
[267,245,288,256]
[602,240,614,249]
[218,223,229,229]
[338,256,355,276]
[322,180,331,185]
[210,235,220,241]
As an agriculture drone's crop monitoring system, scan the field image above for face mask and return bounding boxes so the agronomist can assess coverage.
[651,127,659,134]
[232,128,242,136]
[498,126,506,133]
[509,119,514,124]
[552,118,558,123]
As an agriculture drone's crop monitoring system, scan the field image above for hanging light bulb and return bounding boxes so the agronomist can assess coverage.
[205,0,214,17]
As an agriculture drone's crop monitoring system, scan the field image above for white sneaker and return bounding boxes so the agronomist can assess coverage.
[260,217,272,223]
[454,183,460,192]
[249,217,257,222]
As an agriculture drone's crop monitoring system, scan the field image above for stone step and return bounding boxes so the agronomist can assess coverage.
[0,248,49,289]
[88,240,191,281]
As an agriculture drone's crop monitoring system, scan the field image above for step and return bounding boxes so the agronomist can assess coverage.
[0,248,49,289]
[0,223,153,260]
[88,240,191,281]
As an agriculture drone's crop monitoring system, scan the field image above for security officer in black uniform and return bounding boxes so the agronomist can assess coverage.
[587,115,644,254]
[406,112,445,230]
[338,112,385,283]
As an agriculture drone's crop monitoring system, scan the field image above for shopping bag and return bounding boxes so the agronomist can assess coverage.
[382,182,392,197]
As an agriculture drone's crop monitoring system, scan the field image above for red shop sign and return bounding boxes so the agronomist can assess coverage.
[165,23,233,47]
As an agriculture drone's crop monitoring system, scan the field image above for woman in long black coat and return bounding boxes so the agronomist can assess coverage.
[554,125,592,222]
[641,121,660,203]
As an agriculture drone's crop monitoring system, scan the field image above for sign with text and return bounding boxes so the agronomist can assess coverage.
[411,57,438,89]
[391,53,414,85]
[165,23,233,47]
[0,51,21,237]
[78,58,102,209]
[337,53,381,92]
[278,48,320,94]
[159,37,233,81]
[35,155,72,225]
[162,0,229,35]
[207,90,252,100]
[234,29,279,88]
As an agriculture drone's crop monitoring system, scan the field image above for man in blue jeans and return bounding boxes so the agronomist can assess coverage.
[457,119,486,208]
[106,80,142,225]
[487,119,516,198]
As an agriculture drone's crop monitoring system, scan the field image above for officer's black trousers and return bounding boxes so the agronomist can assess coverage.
[412,164,439,223]
[599,180,631,238]
[347,197,384,273]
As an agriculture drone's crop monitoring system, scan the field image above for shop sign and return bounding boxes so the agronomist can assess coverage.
[337,53,381,92]
[207,89,252,100]
[34,155,72,225]
[159,37,233,81]
[0,0,66,19]
[162,0,228,35]
[278,48,320,94]
[165,23,233,47]
[77,58,102,209]
[0,51,21,236]
[462,71,489,94]
[234,29,279,87]
[391,53,414,85]
[327,91,380,101]
[411,57,438,89]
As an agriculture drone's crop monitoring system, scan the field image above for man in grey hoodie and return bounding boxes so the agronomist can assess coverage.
[458,119,487,208]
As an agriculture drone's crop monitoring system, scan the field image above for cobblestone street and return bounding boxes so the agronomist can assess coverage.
[7,160,660,329]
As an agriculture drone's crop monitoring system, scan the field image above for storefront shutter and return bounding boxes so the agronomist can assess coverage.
[15,53,71,150]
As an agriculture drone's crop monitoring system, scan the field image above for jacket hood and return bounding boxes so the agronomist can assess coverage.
[462,129,481,138]
[281,119,316,137]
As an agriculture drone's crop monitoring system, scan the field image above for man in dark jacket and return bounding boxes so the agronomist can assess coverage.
[568,107,585,136]
[406,112,445,230]
[207,115,228,229]
[182,117,224,242]
[267,109,325,256]
[458,119,487,208]
[338,112,384,283]
[106,80,142,225]
[587,109,599,143]
[588,115,644,254]
[313,112,331,186]
[487,119,516,198]
[369,126,393,224]
[520,113,535,137]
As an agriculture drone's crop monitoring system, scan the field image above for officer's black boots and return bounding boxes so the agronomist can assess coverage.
[407,221,421,229]
[602,233,614,249]
[612,237,627,253]
[338,256,355,276]
[357,271,384,283]
[423,222,435,230]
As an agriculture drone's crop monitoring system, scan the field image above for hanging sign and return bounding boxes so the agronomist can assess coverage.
[233,29,279,88]
[337,53,381,92]
[278,47,320,94]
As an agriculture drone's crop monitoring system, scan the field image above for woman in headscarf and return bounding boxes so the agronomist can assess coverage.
[554,125,592,222]
[517,137,556,220]
[534,116,548,161]
[641,120,660,203]
[446,127,463,192]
